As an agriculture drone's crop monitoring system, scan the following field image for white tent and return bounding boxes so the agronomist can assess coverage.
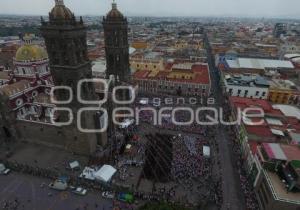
[79,167,97,180]
[139,99,148,105]
[69,161,80,170]
[94,165,117,183]
[203,146,211,158]
[119,119,134,129]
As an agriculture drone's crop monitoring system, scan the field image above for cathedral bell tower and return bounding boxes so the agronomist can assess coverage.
[40,0,107,155]
[103,1,130,82]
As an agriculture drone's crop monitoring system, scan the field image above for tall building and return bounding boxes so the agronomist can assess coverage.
[40,0,106,154]
[102,1,130,82]
[274,23,287,38]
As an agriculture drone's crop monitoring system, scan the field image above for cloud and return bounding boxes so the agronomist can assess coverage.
[0,0,299,18]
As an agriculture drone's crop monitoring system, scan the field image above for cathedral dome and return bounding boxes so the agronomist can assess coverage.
[15,35,48,62]
[106,2,124,20]
[50,0,73,20]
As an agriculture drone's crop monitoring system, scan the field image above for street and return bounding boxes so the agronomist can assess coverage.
[0,173,113,210]
[204,33,246,210]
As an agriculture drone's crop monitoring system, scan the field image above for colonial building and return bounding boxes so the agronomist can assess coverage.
[268,79,300,105]
[133,62,211,96]
[223,74,270,99]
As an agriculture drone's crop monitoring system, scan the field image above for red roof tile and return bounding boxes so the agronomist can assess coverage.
[245,125,274,138]
[280,144,300,161]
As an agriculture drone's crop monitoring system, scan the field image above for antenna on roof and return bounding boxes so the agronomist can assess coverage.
[112,0,117,9]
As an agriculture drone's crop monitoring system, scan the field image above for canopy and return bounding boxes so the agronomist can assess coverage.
[79,167,97,180]
[69,161,80,169]
[139,99,148,105]
[126,144,132,150]
[119,119,134,128]
[203,146,211,158]
[94,165,117,183]
[262,143,287,161]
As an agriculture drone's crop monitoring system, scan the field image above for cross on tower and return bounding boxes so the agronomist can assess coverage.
[55,0,64,6]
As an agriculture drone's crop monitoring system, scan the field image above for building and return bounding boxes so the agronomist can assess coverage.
[133,62,211,96]
[34,0,106,155]
[130,56,164,72]
[268,79,300,105]
[102,2,130,82]
[229,97,300,174]
[131,41,148,50]
[0,35,53,143]
[224,57,295,75]
[274,23,287,38]
[13,34,52,84]
[223,74,269,99]
[253,143,300,210]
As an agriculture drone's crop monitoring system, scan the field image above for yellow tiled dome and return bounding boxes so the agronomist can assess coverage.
[15,44,48,62]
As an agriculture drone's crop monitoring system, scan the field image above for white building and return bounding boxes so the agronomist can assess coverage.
[224,74,270,99]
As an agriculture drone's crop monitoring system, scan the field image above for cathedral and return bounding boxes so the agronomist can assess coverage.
[0,0,131,156]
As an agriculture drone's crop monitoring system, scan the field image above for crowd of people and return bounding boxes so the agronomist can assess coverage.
[1,91,262,210]
[229,129,259,210]
[171,135,210,180]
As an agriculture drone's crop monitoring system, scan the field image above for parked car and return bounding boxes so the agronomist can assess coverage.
[48,180,68,191]
[72,187,87,196]
[102,191,115,199]
[117,193,134,204]
[0,164,10,175]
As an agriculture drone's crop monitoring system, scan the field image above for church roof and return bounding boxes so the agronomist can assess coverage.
[0,80,31,97]
[15,35,48,62]
[50,0,73,20]
[106,2,124,20]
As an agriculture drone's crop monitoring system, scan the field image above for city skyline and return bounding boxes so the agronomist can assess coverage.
[1,0,300,19]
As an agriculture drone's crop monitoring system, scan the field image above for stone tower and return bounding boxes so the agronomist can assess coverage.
[40,0,107,155]
[103,1,130,82]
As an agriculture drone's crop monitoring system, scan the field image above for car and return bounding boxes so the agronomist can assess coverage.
[72,187,87,196]
[117,193,134,204]
[102,191,115,199]
[48,180,68,191]
[0,164,10,175]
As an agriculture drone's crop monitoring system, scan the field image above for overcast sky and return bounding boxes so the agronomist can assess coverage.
[0,0,299,18]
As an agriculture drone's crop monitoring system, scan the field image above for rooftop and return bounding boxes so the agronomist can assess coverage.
[0,71,10,81]
[265,170,300,205]
[225,74,269,87]
[0,80,31,97]
[133,63,210,85]
[269,79,297,90]
[272,105,300,120]
[226,58,294,70]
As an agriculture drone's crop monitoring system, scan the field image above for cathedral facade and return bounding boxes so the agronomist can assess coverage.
[0,0,109,156]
